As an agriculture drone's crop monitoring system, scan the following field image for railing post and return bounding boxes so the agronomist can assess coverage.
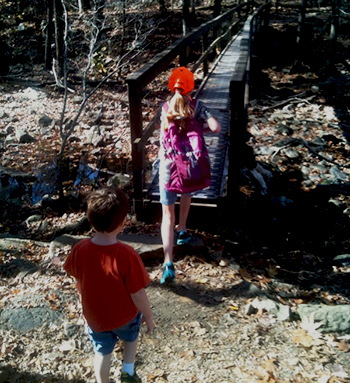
[180,45,190,66]
[228,77,248,201]
[127,79,144,220]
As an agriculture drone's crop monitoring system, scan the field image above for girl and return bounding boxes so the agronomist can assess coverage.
[158,67,221,284]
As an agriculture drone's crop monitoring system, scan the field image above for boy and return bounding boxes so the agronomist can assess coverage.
[63,187,154,383]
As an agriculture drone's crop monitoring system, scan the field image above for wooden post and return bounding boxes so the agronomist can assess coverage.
[228,77,247,201]
[127,80,144,220]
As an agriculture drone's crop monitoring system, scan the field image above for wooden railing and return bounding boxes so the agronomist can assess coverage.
[228,2,271,197]
[126,1,255,214]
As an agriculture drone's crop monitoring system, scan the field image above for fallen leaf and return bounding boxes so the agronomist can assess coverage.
[318,375,331,383]
[336,340,349,353]
[147,369,165,381]
[50,256,61,266]
[300,313,323,340]
[219,259,229,267]
[179,349,195,360]
[239,268,253,282]
[59,340,75,352]
[292,329,314,348]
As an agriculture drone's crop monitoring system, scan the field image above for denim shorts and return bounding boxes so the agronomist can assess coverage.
[159,184,193,206]
[87,312,141,355]
[159,184,178,205]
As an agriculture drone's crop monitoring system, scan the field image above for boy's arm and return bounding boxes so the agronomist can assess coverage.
[130,288,155,334]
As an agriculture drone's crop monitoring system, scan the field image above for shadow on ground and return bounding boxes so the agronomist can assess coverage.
[0,365,84,383]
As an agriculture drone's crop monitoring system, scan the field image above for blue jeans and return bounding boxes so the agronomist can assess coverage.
[87,312,142,355]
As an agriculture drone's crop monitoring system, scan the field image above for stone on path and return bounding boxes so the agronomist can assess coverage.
[297,304,350,333]
[0,307,62,333]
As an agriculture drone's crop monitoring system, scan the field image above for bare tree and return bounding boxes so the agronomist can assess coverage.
[55,0,160,197]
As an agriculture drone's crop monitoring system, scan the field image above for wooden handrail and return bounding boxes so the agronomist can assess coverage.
[126,2,254,88]
[126,2,256,214]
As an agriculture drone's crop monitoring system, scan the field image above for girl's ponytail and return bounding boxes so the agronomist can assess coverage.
[162,92,194,130]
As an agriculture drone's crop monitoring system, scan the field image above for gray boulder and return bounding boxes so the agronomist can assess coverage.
[297,304,350,333]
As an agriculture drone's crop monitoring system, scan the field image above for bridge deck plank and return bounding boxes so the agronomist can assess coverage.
[146,32,244,203]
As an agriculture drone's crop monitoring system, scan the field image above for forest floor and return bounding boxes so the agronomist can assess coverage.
[1,3,350,383]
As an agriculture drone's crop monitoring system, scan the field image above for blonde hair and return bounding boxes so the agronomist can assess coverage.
[161,92,194,130]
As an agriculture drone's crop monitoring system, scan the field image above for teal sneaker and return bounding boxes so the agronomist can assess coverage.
[176,230,192,245]
[160,262,175,284]
[120,371,141,382]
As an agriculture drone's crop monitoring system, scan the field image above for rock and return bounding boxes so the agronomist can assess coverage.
[297,304,350,333]
[73,96,83,104]
[244,302,256,315]
[257,145,275,156]
[15,128,36,144]
[246,297,292,321]
[301,166,310,175]
[312,137,327,147]
[333,254,350,267]
[48,234,88,258]
[283,148,299,159]
[0,108,7,119]
[53,216,90,238]
[107,173,131,189]
[5,135,16,145]
[0,307,62,332]
[311,85,320,93]
[0,237,47,249]
[270,111,294,121]
[21,87,41,101]
[330,166,348,181]
[86,126,105,146]
[24,214,43,224]
[276,124,293,135]
[6,125,14,134]
[118,233,164,260]
[64,322,81,338]
[38,115,53,127]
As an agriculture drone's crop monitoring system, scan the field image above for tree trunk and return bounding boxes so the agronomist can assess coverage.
[45,0,54,70]
[54,0,64,76]
[158,0,167,14]
[296,0,306,46]
[213,0,221,18]
[182,0,190,35]
[330,0,339,43]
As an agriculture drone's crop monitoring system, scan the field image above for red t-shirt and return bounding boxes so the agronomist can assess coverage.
[63,238,150,332]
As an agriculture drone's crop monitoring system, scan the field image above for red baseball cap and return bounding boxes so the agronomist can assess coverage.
[168,67,195,95]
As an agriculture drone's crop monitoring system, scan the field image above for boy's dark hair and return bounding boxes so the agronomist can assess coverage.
[86,187,128,233]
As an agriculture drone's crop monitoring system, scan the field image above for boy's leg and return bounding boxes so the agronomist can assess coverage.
[94,352,112,383]
[122,339,138,373]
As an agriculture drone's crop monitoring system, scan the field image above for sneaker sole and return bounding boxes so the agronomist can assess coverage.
[177,238,191,245]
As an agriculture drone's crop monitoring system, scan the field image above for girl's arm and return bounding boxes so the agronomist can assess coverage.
[207,116,221,133]
[130,288,155,333]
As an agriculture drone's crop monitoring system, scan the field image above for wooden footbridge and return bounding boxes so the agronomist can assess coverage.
[126,1,271,221]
